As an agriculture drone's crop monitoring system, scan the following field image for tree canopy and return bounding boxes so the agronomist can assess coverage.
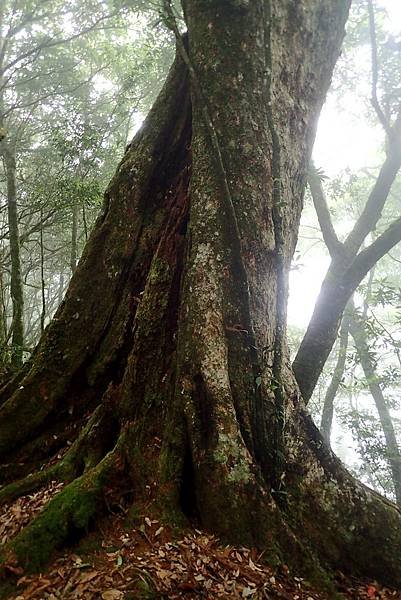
[1,1,401,598]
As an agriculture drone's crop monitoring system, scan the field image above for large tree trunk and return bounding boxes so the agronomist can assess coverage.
[2,0,401,591]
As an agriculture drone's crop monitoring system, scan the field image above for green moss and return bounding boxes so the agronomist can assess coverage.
[0,450,116,575]
[9,477,100,572]
[213,433,252,484]
[0,471,50,505]
[148,256,171,286]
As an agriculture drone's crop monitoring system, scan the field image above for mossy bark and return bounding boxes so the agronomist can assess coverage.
[2,0,401,591]
[0,53,190,461]
[0,439,126,574]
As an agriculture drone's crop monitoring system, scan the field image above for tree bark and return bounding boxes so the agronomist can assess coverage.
[293,140,401,403]
[0,264,8,372]
[2,143,24,369]
[3,0,401,591]
[349,310,401,505]
[320,305,351,445]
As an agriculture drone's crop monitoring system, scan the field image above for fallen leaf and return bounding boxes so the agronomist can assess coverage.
[101,589,124,600]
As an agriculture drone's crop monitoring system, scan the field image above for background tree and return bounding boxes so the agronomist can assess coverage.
[0,0,173,367]
[3,0,401,592]
[0,0,124,366]
[287,0,401,504]
[293,0,401,403]
[349,298,401,505]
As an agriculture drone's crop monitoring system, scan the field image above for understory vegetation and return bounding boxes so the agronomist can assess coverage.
[1,0,401,598]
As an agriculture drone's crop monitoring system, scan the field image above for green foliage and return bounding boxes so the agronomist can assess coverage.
[308,164,329,183]
[0,0,174,352]
[292,0,401,502]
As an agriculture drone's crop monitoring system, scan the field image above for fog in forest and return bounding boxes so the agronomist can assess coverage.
[1,1,401,595]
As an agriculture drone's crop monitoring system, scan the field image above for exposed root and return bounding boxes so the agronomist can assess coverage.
[285,409,401,587]
[59,403,120,476]
[0,480,64,544]
[0,436,126,575]
[0,404,118,509]
[0,467,62,507]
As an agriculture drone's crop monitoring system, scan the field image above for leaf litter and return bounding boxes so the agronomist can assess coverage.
[0,481,64,544]
[1,485,401,599]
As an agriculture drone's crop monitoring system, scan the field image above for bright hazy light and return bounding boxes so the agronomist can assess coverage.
[381,0,401,32]
[288,0,401,331]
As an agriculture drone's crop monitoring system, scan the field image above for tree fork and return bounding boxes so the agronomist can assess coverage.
[4,0,401,592]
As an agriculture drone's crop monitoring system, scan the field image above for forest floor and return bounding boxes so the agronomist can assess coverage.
[0,480,401,599]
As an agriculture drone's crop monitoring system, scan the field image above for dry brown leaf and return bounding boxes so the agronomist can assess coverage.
[78,570,99,584]
[101,590,124,600]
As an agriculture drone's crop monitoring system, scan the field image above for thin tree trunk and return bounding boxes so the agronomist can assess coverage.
[320,304,351,444]
[57,272,65,307]
[70,203,78,274]
[82,202,88,241]
[0,264,7,371]
[3,144,24,369]
[350,310,401,505]
[40,210,46,333]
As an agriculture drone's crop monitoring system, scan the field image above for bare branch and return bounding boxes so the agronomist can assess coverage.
[343,215,401,290]
[367,0,392,136]
[343,141,401,255]
[308,164,342,257]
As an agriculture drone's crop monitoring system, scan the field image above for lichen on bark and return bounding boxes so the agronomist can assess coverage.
[2,0,401,592]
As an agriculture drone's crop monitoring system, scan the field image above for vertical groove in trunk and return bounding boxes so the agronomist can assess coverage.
[0,50,191,459]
